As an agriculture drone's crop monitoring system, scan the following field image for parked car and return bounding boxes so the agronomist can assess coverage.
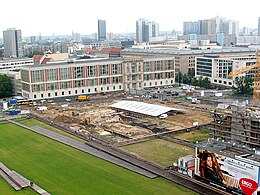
[159,114,168,119]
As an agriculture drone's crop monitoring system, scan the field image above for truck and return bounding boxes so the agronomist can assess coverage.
[77,95,90,101]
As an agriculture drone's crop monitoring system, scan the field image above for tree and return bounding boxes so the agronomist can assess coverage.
[79,55,91,59]
[187,68,195,78]
[232,76,253,96]
[0,75,13,98]
[182,74,191,84]
[201,77,211,89]
[26,51,44,58]
[175,72,183,85]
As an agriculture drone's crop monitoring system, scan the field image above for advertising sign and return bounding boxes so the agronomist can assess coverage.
[195,149,260,195]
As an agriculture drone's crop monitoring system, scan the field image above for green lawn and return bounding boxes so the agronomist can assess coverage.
[122,139,194,167]
[0,123,196,195]
[13,118,85,142]
[173,129,211,143]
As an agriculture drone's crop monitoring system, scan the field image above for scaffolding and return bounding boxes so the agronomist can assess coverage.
[210,105,260,149]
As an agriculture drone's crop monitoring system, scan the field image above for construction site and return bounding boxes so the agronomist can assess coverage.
[26,96,213,143]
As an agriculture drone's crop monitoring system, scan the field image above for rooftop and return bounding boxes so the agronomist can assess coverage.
[123,47,256,55]
[110,100,182,117]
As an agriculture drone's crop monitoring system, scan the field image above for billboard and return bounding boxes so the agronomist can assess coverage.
[195,149,260,195]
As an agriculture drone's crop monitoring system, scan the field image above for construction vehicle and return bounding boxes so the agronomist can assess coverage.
[229,50,260,105]
[77,95,90,101]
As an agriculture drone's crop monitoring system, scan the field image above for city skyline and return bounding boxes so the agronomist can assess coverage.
[1,0,260,37]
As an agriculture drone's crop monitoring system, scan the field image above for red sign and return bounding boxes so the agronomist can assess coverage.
[239,178,258,195]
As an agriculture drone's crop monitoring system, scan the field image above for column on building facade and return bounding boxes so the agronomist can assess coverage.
[151,61,155,80]
[84,65,88,87]
[109,63,113,84]
[162,61,166,79]
[70,67,74,88]
[96,65,100,86]
[57,68,61,89]
[43,69,47,91]
[29,71,33,93]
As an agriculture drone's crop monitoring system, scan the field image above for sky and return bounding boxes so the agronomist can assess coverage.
[1,0,260,37]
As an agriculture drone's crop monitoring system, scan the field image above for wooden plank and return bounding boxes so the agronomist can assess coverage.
[9,171,28,188]
[0,169,21,190]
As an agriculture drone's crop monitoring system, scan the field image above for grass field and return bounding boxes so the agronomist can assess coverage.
[0,123,196,195]
[173,129,211,143]
[122,139,194,167]
[13,118,85,142]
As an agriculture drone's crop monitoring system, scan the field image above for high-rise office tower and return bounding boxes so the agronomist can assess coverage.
[183,21,199,35]
[98,20,106,41]
[152,22,159,37]
[136,18,159,43]
[258,17,260,36]
[3,28,23,58]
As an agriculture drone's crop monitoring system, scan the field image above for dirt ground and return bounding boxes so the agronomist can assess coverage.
[27,97,214,142]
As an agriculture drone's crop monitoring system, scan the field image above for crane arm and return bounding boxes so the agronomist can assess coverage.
[229,64,256,77]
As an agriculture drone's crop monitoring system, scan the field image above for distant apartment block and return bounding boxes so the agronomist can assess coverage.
[183,17,239,36]
[20,57,175,100]
[178,34,236,46]
[23,43,69,56]
[3,28,23,58]
[89,40,121,50]
[98,20,106,41]
[183,21,199,35]
[258,17,260,36]
[136,19,159,43]
[237,36,260,46]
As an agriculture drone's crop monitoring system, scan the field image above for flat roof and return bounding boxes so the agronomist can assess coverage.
[123,47,256,55]
[21,58,124,70]
[110,100,182,117]
[0,58,33,63]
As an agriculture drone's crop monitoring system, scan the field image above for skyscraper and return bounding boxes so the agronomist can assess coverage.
[183,21,199,35]
[3,28,23,58]
[98,20,106,41]
[136,19,159,43]
[258,17,260,36]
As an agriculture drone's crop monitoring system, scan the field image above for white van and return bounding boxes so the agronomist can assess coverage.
[159,114,168,119]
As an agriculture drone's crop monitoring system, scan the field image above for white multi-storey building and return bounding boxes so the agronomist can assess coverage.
[0,58,34,71]
[20,57,175,100]
[195,54,255,87]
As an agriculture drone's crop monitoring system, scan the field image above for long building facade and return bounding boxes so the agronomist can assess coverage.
[20,57,175,100]
[122,48,256,75]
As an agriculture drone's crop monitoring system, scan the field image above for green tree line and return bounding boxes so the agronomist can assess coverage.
[175,69,211,89]
[0,75,12,98]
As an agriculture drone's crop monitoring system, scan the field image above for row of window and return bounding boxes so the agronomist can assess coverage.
[32,85,122,99]
[30,77,123,92]
[213,79,233,85]
[143,79,174,87]
[30,64,122,82]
